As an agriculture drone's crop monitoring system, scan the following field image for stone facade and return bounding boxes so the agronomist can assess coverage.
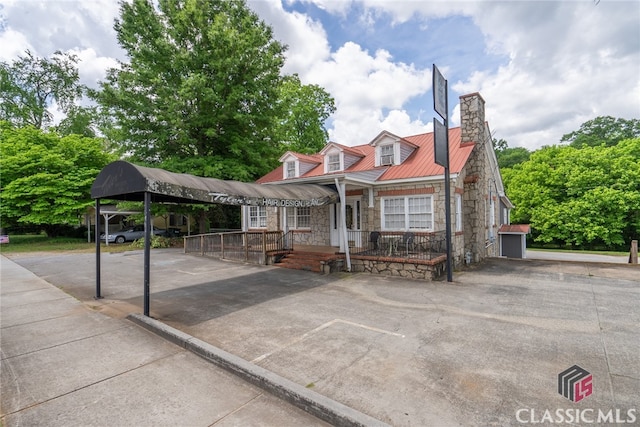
[252,91,508,277]
[350,256,447,280]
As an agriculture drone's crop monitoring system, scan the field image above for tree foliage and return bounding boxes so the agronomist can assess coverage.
[92,0,336,232]
[274,74,336,154]
[503,138,640,248]
[0,50,85,130]
[93,0,287,181]
[560,116,640,148]
[0,122,116,236]
[493,138,531,169]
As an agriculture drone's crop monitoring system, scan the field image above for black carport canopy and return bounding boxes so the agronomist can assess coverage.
[91,160,338,206]
[91,161,338,317]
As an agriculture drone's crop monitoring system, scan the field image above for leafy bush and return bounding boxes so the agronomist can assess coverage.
[130,235,172,249]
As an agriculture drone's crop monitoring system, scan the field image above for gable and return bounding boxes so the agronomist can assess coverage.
[257,127,475,184]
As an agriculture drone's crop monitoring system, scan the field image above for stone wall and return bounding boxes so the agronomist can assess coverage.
[265,205,331,246]
[350,255,447,281]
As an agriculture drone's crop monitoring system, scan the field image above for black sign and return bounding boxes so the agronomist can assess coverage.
[434,117,447,167]
[433,64,447,120]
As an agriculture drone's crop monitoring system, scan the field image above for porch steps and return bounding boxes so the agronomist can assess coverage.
[275,251,338,273]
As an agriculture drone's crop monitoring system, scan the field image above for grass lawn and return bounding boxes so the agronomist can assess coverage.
[0,234,142,254]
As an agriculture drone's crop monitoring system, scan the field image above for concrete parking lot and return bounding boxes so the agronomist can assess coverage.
[4,249,639,426]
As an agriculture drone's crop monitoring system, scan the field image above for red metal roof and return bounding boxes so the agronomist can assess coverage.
[280,151,322,164]
[258,126,475,184]
[498,224,531,234]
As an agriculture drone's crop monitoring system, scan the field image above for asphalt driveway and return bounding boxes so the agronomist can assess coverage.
[6,249,639,426]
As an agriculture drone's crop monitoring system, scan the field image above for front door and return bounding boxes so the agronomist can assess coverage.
[330,197,361,247]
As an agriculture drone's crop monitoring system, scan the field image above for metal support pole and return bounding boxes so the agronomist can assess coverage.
[444,165,453,282]
[143,192,151,316]
[95,198,103,299]
[444,91,453,282]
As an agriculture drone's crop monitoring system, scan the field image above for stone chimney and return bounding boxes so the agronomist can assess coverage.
[459,92,490,265]
[459,92,486,145]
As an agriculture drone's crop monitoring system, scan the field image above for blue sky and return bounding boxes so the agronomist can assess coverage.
[278,1,508,123]
[1,0,638,150]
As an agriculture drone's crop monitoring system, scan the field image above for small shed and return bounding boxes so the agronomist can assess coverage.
[499,224,530,259]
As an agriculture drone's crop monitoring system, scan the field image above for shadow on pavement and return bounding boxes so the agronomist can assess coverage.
[128,268,337,326]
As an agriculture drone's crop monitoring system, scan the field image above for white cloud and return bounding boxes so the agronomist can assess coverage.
[248,0,331,76]
[304,42,432,144]
[0,28,33,61]
[328,0,640,149]
[248,1,434,146]
[69,48,119,88]
[450,1,640,149]
[2,0,637,151]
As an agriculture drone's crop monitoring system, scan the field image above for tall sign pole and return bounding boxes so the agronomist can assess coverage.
[433,64,453,282]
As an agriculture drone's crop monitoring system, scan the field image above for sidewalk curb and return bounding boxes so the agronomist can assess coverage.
[128,313,390,427]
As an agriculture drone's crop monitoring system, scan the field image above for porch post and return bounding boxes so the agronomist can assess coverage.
[143,191,151,316]
[335,178,351,272]
[283,207,289,249]
[95,198,102,299]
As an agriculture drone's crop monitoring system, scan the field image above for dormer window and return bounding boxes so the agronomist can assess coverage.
[380,144,394,166]
[286,161,296,178]
[279,151,322,179]
[370,131,417,167]
[327,153,341,172]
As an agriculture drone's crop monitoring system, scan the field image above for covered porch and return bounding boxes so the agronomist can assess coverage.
[183,229,448,280]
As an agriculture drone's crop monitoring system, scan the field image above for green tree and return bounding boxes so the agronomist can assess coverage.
[0,122,116,236]
[274,74,336,154]
[492,138,508,152]
[504,139,640,248]
[560,116,640,148]
[54,105,100,138]
[493,138,531,169]
[0,50,85,129]
[93,0,287,181]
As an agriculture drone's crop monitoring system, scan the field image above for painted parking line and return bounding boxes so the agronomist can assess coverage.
[251,318,404,364]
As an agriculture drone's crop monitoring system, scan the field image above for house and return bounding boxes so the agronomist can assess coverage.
[238,93,511,278]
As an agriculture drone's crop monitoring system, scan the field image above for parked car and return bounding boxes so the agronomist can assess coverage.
[0,234,9,244]
[164,227,183,237]
[100,225,167,244]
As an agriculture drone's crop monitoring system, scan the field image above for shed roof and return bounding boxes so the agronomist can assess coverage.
[91,161,338,207]
[498,224,531,234]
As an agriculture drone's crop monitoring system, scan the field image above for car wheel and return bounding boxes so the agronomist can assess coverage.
[115,236,126,244]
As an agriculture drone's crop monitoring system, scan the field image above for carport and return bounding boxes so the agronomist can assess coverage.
[91,160,339,316]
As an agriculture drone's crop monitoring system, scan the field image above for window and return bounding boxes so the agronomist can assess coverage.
[169,214,187,226]
[287,206,311,229]
[380,144,394,165]
[383,198,405,229]
[382,196,432,230]
[249,206,267,228]
[327,153,341,172]
[286,161,296,178]
[455,194,463,232]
